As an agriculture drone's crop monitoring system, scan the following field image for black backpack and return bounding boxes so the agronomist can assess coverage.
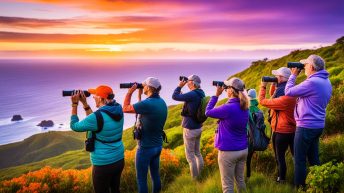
[247,110,270,151]
[181,90,208,123]
[194,91,209,123]
[85,107,123,152]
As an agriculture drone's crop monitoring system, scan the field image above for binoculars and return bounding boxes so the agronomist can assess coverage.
[261,76,278,83]
[288,62,304,69]
[179,76,188,82]
[62,90,91,97]
[120,83,144,89]
[212,81,229,89]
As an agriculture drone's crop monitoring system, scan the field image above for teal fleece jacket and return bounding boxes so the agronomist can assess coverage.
[70,102,124,166]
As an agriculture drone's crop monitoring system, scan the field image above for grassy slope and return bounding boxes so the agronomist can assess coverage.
[0,131,85,169]
[229,37,344,134]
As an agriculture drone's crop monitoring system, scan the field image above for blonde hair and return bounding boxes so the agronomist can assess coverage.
[231,88,249,110]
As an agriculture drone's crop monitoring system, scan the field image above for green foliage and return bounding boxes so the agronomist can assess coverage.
[0,150,90,181]
[305,161,344,193]
[320,134,344,164]
[163,170,296,193]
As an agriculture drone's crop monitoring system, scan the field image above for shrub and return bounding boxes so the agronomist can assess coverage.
[305,161,344,193]
[0,149,182,193]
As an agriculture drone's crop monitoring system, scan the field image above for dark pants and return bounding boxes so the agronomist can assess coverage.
[136,146,162,193]
[246,150,254,178]
[294,127,323,186]
[92,159,125,193]
[272,132,295,181]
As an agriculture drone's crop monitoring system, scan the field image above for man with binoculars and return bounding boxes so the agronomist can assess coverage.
[259,67,297,184]
[172,75,205,180]
[285,54,332,188]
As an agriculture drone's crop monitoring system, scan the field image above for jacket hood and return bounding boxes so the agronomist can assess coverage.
[99,101,123,121]
[250,99,258,107]
[309,70,330,79]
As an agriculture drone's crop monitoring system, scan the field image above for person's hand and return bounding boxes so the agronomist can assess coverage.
[178,80,187,88]
[138,88,143,97]
[79,90,88,105]
[215,85,224,97]
[71,90,80,104]
[128,83,137,94]
[291,67,301,76]
[261,81,268,87]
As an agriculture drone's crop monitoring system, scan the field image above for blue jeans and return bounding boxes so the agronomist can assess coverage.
[136,146,162,193]
[294,127,323,186]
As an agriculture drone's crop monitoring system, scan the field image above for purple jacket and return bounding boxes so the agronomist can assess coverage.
[285,70,332,129]
[205,96,249,151]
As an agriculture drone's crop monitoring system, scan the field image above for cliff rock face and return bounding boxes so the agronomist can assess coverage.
[37,120,54,127]
[11,115,23,121]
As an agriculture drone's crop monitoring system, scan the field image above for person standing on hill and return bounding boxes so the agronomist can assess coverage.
[259,67,297,183]
[285,55,332,187]
[70,86,124,193]
[246,89,260,179]
[123,77,167,193]
[205,77,249,193]
[172,75,205,180]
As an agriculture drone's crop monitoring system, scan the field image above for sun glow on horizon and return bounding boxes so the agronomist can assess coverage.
[0,0,343,59]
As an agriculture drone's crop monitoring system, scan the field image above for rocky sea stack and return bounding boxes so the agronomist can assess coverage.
[37,120,54,127]
[11,115,23,121]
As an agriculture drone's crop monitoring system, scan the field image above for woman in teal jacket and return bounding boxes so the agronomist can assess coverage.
[70,85,124,193]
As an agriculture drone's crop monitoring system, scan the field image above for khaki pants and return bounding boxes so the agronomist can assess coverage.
[218,149,248,193]
[183,127,204,179]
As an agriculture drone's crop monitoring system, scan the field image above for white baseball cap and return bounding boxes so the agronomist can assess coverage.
[300,54,325,71]
[272,67,291,78]
[188,75,201,86]
[143,77,161,89]
[247,89,257,99]
[224,77,245,92]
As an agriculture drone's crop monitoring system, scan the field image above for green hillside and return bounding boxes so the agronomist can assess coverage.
[230,36,344,134]
[0,131,84,169]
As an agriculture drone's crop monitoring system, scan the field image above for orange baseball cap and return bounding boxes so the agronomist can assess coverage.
[88,85,114,99]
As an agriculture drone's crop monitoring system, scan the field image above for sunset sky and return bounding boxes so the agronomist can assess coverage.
[0,0,343,59]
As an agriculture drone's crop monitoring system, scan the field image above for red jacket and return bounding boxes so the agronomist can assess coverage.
[258,85,296,133]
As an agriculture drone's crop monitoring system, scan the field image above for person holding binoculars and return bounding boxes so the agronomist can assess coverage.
[122,77,167,193]
[205,77,249,193]
[259,67,296,184]
[285,55,332,187]
[69,85,124,193]
[172,75,205,180]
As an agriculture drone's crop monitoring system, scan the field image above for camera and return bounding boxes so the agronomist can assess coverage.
[287,62,304,69]
[120,83,143,89]
[62,90,91,97]
[212,81,229,89]
[85,138,95,152]
[179,76,188,82]
[261,76,278,83]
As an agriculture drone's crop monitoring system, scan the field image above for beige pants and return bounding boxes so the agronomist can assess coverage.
[183,127,204,179]
[218,148,248,193]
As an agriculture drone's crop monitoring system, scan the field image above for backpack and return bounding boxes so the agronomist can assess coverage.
[247,110,270,151]
[194,91,209,123]
[85,107,123,152]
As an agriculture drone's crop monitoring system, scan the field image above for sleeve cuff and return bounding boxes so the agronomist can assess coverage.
[71,115,79,122]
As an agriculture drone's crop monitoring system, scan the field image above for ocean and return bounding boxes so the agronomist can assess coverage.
[0,59,252,145]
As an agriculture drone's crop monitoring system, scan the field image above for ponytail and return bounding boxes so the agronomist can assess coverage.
[238,91,249,110]
[232,89,249,110]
